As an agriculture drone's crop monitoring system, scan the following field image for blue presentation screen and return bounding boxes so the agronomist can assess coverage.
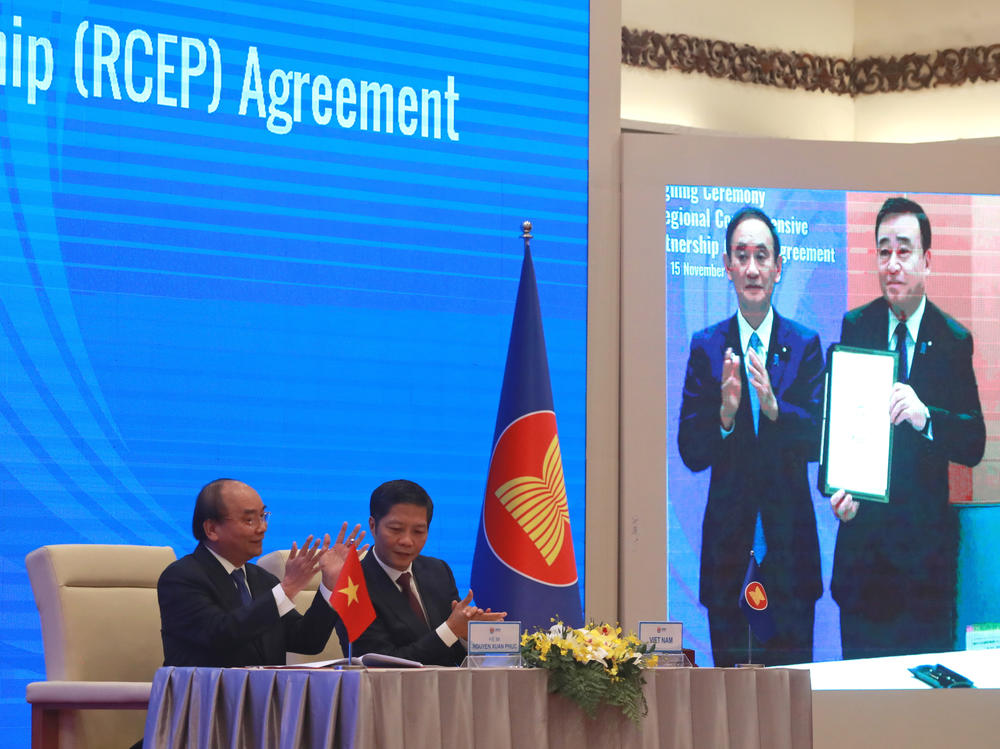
[0,1,589,739]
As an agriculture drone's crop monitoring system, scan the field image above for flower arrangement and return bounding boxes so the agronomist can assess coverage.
[520,621,656,725]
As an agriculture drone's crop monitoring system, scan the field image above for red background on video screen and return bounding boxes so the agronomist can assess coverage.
[846,192,1000,504]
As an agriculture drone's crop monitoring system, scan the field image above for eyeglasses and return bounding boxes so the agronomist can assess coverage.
[221,511,272,528]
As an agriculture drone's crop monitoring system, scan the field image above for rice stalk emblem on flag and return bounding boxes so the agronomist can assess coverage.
[483,411,577,585]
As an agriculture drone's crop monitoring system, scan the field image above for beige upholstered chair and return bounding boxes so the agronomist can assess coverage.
[25,544,176,749]
[256,549,344,663]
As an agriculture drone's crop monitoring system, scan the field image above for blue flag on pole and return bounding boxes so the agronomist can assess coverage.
[739,553,776,642]
[469,240,583,630]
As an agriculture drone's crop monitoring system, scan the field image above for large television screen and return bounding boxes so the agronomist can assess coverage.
[618,132,1000,670]
[0,1,589,741]
[665,186,999,664]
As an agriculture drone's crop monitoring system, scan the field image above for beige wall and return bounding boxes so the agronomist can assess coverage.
[854,0,1000,56]
[622,0,1000,142]
[623,0,855,55]
[622,0,855,139]
[622,67,856,140]
[855,84,1000,143]
[585,0,622,625]
[854,0,1000,142]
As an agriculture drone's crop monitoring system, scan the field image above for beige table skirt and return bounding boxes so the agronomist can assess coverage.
[144,665,811,749]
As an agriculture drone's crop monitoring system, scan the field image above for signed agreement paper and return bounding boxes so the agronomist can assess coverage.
[822,346,898,502]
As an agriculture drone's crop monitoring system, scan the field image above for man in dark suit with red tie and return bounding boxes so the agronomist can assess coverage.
[830,197,985,659]
[678,207,825,667]
[157,478,363,667]
[344,479,506,666]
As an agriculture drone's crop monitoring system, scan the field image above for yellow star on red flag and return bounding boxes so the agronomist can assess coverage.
[338,576,360,605]
[330,547,376,642]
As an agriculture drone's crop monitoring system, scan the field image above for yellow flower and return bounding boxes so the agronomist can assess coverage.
[521,620,650,725]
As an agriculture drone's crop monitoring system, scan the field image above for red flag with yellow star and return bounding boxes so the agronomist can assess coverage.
[330,548,375,642]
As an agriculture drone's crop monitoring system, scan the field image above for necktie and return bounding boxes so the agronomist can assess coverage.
[397,571,429,629]
[894,322,909,383]
[747,331,767,562]
[752,515,767,564]
[231,568,252,607]
[747,331,764,434]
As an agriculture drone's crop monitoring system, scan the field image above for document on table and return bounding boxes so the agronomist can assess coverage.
[253,653,423,669]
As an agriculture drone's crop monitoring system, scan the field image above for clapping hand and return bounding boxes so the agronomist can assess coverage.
[318,522,368,589]
[281,534,329,599]
[746,347,778,421]
[445,589,507,639]
[720,347,742,430]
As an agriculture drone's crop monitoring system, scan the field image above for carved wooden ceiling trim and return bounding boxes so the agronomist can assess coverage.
[622,27,1000,95]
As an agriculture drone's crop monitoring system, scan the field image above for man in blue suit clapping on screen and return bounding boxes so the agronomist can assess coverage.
[679,207,825,667]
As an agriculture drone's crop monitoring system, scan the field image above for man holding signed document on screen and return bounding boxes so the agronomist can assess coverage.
[830,197,986,660]
[679,208,824,667]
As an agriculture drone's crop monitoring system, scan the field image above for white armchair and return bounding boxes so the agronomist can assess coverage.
[25,544,176,749]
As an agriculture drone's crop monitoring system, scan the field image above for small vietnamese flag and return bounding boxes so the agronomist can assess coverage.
[330,547,375,642]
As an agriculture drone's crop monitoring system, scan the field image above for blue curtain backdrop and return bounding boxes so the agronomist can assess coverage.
[0,2,589,741]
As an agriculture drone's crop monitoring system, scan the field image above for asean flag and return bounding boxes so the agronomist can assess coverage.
[739,553,776,643]
[470,239,583,630]
[330,547,375,642]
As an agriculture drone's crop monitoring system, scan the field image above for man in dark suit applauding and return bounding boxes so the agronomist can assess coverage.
[158,478,365,667]
[344,479,506,666]
[830,197,985,659]
[679,207,825,667]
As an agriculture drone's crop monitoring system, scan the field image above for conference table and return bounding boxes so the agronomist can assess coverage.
[143,665,812,749]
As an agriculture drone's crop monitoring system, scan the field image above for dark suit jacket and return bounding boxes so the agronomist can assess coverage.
[342,552,465,666]
[831,298,986,614]
[678,310,825,611]
[158,543,338,667]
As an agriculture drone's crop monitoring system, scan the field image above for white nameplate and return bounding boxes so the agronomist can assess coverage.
[638,621,683,653]
[467,621,522,655]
